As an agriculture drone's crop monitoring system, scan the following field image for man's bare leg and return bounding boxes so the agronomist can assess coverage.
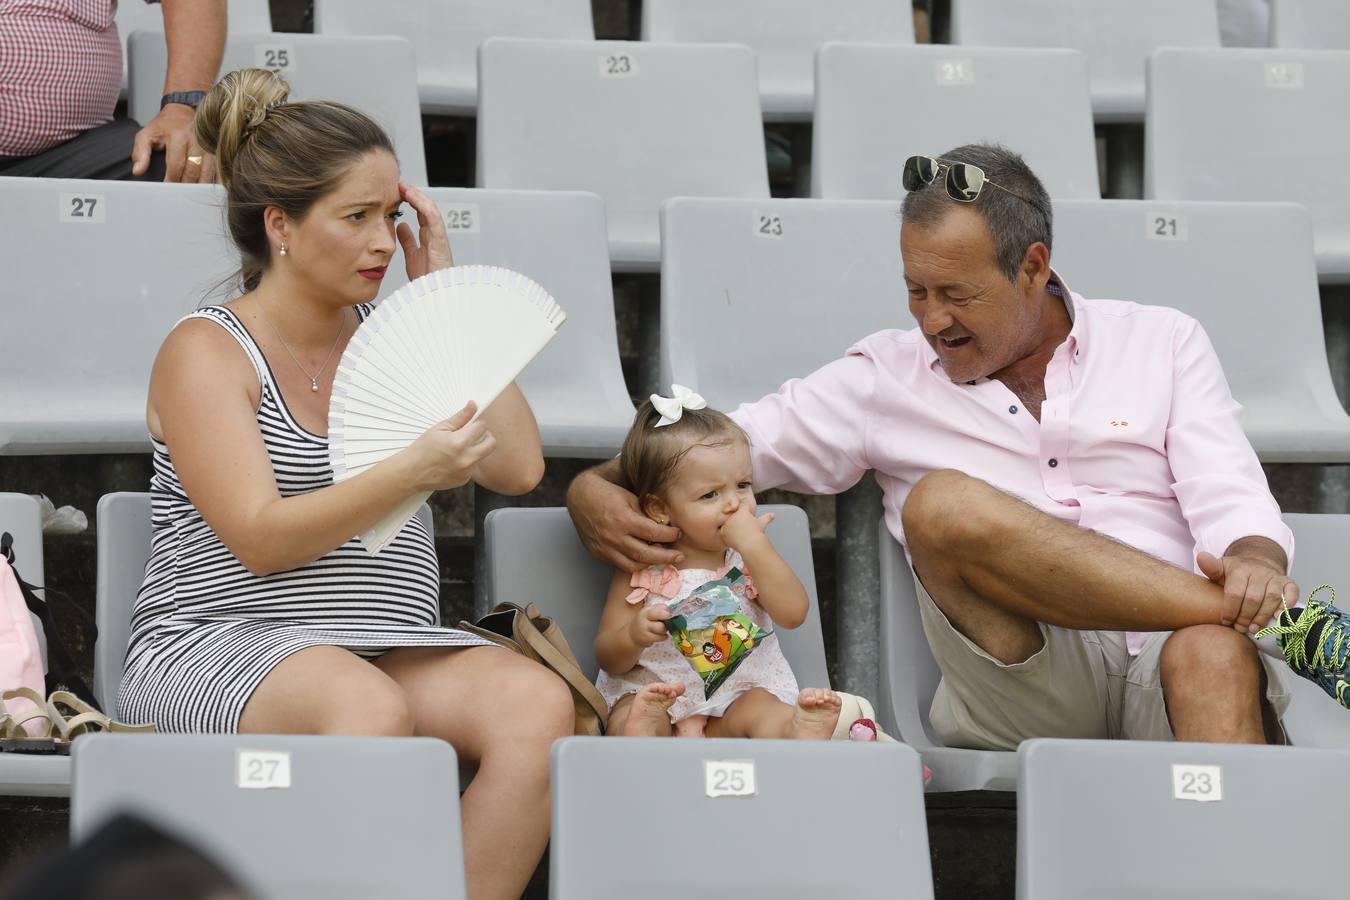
[902,469,1231,664]
[1160,625,1268,743]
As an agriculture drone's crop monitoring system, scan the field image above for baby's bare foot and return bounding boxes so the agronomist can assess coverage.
[622,683,685,737]
[786,688,843,740]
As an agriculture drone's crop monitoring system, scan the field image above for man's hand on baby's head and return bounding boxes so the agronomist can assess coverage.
[629,604,672,647]
[719,505,775,552]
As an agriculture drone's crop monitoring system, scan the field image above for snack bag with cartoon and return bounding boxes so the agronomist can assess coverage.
[665,568,771,699]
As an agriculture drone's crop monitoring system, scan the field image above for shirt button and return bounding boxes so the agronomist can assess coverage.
[1008,405,1018,414]
[1048,458,1059,468]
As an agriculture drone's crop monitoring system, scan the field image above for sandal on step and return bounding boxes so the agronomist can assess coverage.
[0,687,61,753]
[46,690,156,740]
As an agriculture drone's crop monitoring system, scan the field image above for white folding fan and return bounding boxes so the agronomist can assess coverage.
[329,265,565,553]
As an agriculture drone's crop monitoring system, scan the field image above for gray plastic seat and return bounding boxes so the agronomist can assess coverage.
[551,736,933,899]
[314,0,593,114]
[377,189,634,457]
[1279,513,1350,748]
[127,32,427,185]
[1272,0,1350,48]
[96,493,433,719]
[116,0,272,93]
[0,493,69,798]
[1017,738,1347,899]
[0,178,229,454]
[1145,48,1350,283]
[482,505,830,688]
[477,38,769,272]
[813,44,1100,201]
[951,0,1218,123]
[1052,199,1350,462]
[659,196,905,409]
[72,733,465,900]
[641,0,913,121]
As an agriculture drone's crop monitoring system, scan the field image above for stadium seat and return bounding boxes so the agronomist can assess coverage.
[477,38,769,272]
[1272,0,1350,49]
[1145,48,1350,283]
[95,493,434,719]
[0,179,229,455]
[878,520,1018,791]
[115,0,273,94]
[659,196,905,409]
[126,32,428,185]
[482,506,830,688]
[1017,738,1346,899]
[1051,200,1350,463]
[71,733,465,899]
[377,189,635,457]
[0,493,70,798]
[641,0,914,121]
[813,44,1100,200]
[314,0,593,115]
[1279,513,1350,748]
[950,0,1218,123]
[551,737,934,899]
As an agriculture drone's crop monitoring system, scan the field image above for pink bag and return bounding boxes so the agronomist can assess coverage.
[0,556,46,736]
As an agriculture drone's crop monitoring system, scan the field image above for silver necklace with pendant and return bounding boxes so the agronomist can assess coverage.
[257,294,347,392]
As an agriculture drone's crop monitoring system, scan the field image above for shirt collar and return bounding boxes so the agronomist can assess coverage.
[920,266,1087,383]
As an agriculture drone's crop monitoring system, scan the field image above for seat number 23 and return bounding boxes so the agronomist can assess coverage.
[1172,764,1222,802]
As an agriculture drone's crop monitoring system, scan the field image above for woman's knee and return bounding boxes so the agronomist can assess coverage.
[490,659,575,742]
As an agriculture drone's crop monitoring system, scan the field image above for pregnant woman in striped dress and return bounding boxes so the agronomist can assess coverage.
[117,68,572,900]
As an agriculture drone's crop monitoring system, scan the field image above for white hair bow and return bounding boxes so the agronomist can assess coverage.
[651,384,707,428]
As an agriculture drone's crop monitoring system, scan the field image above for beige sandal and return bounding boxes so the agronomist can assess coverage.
[45,690,156,740]
[0,687,60,752]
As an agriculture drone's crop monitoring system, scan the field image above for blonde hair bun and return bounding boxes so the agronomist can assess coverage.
[194,68,291,187]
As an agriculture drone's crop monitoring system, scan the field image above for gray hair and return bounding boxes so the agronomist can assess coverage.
[899,143,1053,283]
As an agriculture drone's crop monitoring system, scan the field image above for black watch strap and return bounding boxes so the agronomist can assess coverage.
[160,90,207,110]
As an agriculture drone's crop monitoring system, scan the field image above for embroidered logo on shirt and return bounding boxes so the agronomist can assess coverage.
[1111,420,1130,428]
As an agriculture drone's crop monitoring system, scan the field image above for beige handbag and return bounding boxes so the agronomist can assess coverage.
[459,603,608,736]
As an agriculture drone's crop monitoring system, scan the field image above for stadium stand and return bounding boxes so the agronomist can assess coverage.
[1052,200,1350,463]
[476,38,769,272]
[1145,48,1350,283]
[641,0,915,121]
[550,736,934,899]
[812,44,1100,200]
[376,189,635,457]
[114,0,273,94]
[126,32,429,185]
[949,0,1219,123]
[1271,0,1350,49]
[483,505,830,688]
[0,179,229,455]
[313,0,594,115]
[659,197,906,408]
[71,733,467,899]
[1017,738,1345,899]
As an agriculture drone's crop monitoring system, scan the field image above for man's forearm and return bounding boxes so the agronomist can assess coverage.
[160,0,227,94]
[1224,535,1289,574]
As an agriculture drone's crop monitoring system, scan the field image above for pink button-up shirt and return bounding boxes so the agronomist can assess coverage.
[732,275,1293,655]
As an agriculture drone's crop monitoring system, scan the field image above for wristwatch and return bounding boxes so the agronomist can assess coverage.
[160,90,207,110]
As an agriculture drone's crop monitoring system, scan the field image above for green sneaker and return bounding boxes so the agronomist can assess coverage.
[1255,585,1350,709]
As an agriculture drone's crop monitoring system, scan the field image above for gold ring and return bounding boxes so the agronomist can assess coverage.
[187,155,203,166]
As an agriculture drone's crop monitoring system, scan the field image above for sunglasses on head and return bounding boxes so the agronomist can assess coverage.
[902,155,1038,208]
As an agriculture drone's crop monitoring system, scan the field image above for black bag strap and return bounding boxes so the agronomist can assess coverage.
[1,531,102,711]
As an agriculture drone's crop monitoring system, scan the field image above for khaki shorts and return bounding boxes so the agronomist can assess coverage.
[914,575,1291,750]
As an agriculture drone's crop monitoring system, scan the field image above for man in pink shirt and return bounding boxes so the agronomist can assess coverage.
[569,143,1350,748]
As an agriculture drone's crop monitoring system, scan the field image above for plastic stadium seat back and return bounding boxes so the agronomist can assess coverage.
[376,189,634,457]
[951,0,1218,122]
[72,733,465,899]
[483,506,830,690]
[1272,0,1350,49]
[1145,48,1350,282]
[127,32,427,185]
[813,44,1100,201]
[477,38,769,272]
[314,0,594,114]
[551,736,934,899]
[642,0,913,121]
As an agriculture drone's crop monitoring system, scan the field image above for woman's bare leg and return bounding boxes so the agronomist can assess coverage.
[238,645,415,735]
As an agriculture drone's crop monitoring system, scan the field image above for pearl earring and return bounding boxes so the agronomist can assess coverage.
[279,242,287,257]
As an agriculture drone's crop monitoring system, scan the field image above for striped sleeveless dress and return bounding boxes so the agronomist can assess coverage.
[117,305,491,733]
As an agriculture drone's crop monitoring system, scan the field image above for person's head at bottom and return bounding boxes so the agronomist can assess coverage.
[0,812,252,900]
[900,142,1060,386]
